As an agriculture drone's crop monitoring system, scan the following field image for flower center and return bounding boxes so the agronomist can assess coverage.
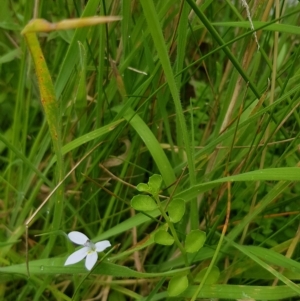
[84,240,96,253]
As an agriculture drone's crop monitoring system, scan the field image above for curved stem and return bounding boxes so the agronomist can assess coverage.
[154,195,189,267]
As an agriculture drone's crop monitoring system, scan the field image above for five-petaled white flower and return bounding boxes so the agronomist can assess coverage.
[64,231,111,270]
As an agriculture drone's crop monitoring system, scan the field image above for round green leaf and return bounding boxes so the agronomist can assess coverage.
[195,266,220,284]
[185,230,206,253]
[148,174,162,195]
[131,195,157,211]
[136,183,150,192]
[167,198,185,223]
[154,230,174,245]
[168,275,188,296]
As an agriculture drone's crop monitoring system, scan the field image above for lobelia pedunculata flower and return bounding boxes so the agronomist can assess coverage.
[64,231,111,270]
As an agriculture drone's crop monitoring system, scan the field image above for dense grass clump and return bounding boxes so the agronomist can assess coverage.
[1,1,300,300]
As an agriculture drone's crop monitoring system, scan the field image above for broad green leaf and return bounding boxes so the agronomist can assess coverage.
[185,230,206,253]
[148,174,162,195]
[154,230,174,245]
[195,266,220,284]
[147,284,300,300]
[246,246,300,273]
[168,275,189,296]
[167,198,185,223]
[136,183,150,192]
[0,21,21,30]
[237,265,300,280]
[228,239,300,295]
[131,195,157,211]
[0,258,190,278]
[0,48,20,64]
[50,119,124,165]
[174,167,300,204]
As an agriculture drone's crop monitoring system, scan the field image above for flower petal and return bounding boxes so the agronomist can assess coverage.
[68,231,89,245]
[95,240,111,252]
[64,247,88,266]
[85,252,98,270]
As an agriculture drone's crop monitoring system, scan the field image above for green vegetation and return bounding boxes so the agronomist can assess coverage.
[1,0,300,300]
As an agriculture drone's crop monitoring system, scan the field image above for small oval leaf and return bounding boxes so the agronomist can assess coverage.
[168,275,188,296]
[195,266,220,284]
[131,195,157,211]
[154,230,174,245]
[148,174,162,195]
[185,230,206,253]
[168,198,185,223]
[136,183,150,192]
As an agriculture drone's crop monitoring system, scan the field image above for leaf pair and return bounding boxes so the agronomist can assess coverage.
[132,174,186,223]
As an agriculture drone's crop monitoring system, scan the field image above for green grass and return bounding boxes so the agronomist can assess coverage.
[1,0,300,300]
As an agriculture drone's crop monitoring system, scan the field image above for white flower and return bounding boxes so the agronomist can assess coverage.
[64,231,111,270]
